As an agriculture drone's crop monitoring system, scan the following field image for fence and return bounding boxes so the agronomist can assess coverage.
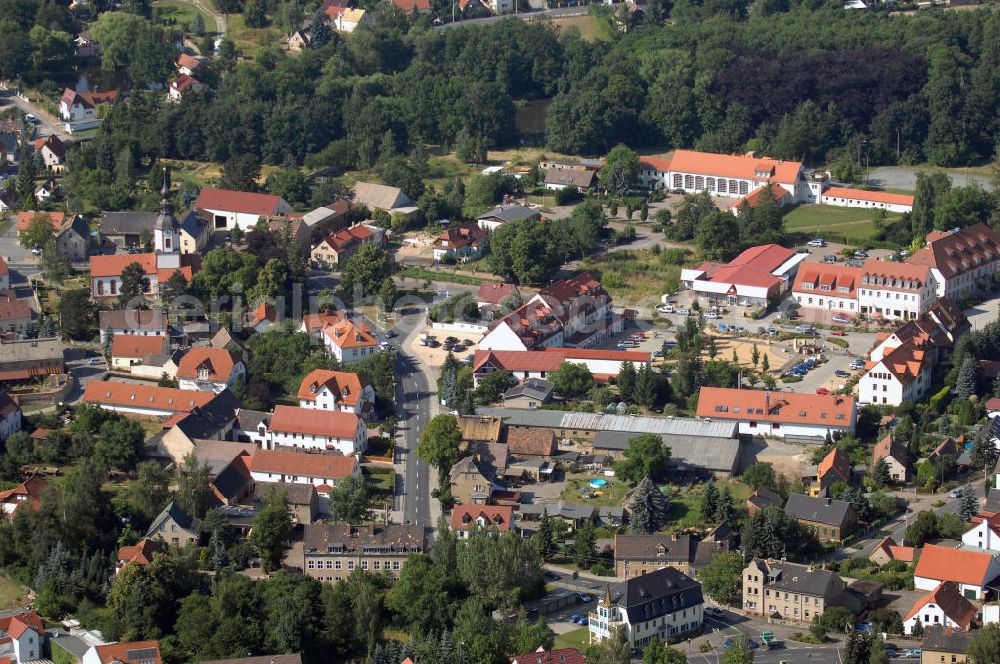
[429,321,488,334]
[9,375,74,405]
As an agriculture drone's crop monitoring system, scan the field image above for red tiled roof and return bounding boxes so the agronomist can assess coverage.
[249,449,357,480]
[888,544,918,562]
[695,243,796,290]
[818,447,851,483]
[473,348,649,373]
[83,382,214,413]
[0,477,47,517]
[735,184,792,209]
[914,543,998,586]
[268,405,360,438]
[986,397,1000,411]
[0,292,30,323]
[902,582,976,629]
[0,612,43,639]
[16,210,65,232]
[89,253,200,283]
[176,347,237,382]
[117,538,163,567]
[301,311,347,333]
[111,334,168,359]
[61,88,118,109]
[170,74,200,93]
[436,222,486,250]
[793,263,862,298]
[477,282,518,305]
[640,156,672,172]
[322,224,373,253]
[511,648,586,664]
[194,188,285,216]
[868,339,929,386]
[696,387,856,427]
[861,260,931,292]
[451,504,513,531]
[908,223,1000,280]
[177,53,202,71]
[390,0,431,11]
[667,150,803,185]
[297,369,367,407]
[873,433,908,466]
[91,641,161,664]
[823,187,914,207]
[249,302,277,327]
[322,319,378,350]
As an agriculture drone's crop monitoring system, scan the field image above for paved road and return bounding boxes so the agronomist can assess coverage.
[393,307,437,529]
[0,89,70,141]
[435,4,594,29]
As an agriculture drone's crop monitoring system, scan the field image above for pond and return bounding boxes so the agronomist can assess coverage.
[514,98,551,144]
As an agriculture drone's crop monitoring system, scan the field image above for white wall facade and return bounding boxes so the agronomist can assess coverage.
[589,601,703,650]
[793,287,858,313]
[202,203,291,232]
[266,420,368,456]
[818,193,913,214]
[962,521,1000,553]
[859,365,929,407]
[858,283,934,321]
[735,419,855,439]
[323,335,382,365]
[914,574,994,601]
[903,600,964,635]
[178,362,246,394]
[479,322,531,352]
[299,383,375,416]
[249,464,359,489]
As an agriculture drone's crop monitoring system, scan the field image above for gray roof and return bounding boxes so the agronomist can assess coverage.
[302,206,339,227]
[784,494,855,528]
[303,524,425,553]
[101,211,158,236]
[477,204,539,223]
[593,431,740,473]
[754,559,841,597]
[477,407,738,438]
[520,501,622,521]
[544,169,596,188]
[99,309,168,331]
[615,534,696,564]
[190,439,258,474]
[179,210,208,239]
[504,378,554,402]
[0,337,63,364]
[921,625,970,653]
[352,182,414,211]
[253,481,316,506]
[174,389,241,441]
[146,501,200,538]
[48,631,91,659]
[211,462,251,501]
[609,567,703,622]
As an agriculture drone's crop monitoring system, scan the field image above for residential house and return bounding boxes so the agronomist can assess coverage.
[194,188,291,232]
[809,447,852,496]
[99,309,169,344]
[248,302,278,333]
[506,426,556,458]
[543,168,596,191]
[588,567,703,650]
[913,543,1000,600]
[34,177,60,201]
[451,504,515,539]
[433,222,486,262]
[503,378,554,408]
[476,204,540,232]
[784,494,858,542]
[907,223,1000,300]
[961,512,1000,553]
[818,187,914,213]
[88,252,200,300]
[0,611,44,664]
[99,211,158,249]
[208,455,254,507]
[0,338,64,387]
[176,347,246,393]
[0,477,46,521]
[510,649,585,664]
[920,626,970,664]
[479,273,623,352]
[178,210,212,254]
[903,582,977,635]
[390,0,432,13]
[300,311,348,334]
[310,224,383,267]
[176,53,203,76]
[351,182,418,217]
[74,29,100,58]
[301,201,352,233]
[518,502,623,530]
[59,88,118,123]
[477,282,519,317]
[146,502,200,546]
[0,187,17,213]
[873,434,910,483]
[83,381,214,417]
[457,415,503,448]
[613,533,699,579]
[449,455,494,505]
[55,214,90,261]
[746,487,784,517]
[260,405,367,455]
[474,348,649,385]
[0,293,31,337]
[253,482,318,524]
[742,558,847,623]
[868,536,919,567]
[267,216,311,250]
[331,7,370,31]
[287,29,310,51]
[248,449,360,494]
[297,369,375,418]
[110,334,169,371]
[317,319,381,365]
[696,387,857,440]
[35,135,66,172]
[0,392,21,441]
[681,244,807,309]
[638,150,812,202]
[81,642,161,664]
[302,524,425,582]
[15,211,72,241]
[115,538,163,575]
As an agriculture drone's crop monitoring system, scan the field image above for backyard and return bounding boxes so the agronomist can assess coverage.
[783,204,902,244]
[661,479,753,529]
[0,573,29,610]
[152,1,216,32]
[559,474,625,507]
[553,626,591,652]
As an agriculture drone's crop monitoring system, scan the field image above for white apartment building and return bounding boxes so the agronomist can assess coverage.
[907,223,1000,301]
[248,448,360,491]
[261,405,367,455]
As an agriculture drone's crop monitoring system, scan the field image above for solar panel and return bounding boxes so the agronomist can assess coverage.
[126,648,158,661]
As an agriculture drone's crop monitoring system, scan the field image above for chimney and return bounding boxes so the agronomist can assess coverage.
[765,390,771,413]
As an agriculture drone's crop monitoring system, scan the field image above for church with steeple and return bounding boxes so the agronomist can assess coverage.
[87,167,202,300]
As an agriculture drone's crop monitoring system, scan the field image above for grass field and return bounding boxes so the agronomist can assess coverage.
[153,0,215,32]
[553,626,591,652]
[226,13,284,56]
[548,15,610,42]
[364,466,395,495]
[0,573,29,610]
[580,249,683,306]
[662,480,752,529]
[783,204,901,244]
[399,267,488,286]
[559,475,625,507]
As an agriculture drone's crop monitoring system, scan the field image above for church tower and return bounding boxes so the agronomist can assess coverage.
[154,167,179,254]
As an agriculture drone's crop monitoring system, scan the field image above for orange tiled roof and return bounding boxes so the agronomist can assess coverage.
[91,641,161,664]
[908,223,1000,280]
[268,405,360,438]
[0,476,47,517]
[473,348,649,374]
[793,263,862,298]
[176,347,237,382]
[696,387,855,427]
[667,150,803,185]
[301,311,347,333]
[117,538,163,567]
[322,319,378,350]
[873,433,909,466]
[818,447,851,483]
[823,187,914,207]
[297,369,367,407]
[195,188,285,216]
[0,611,43,639]
[249,448,357,480]
[451,504,513,531]
[914,543,998,586]
[322,224,373,254]
[83,382,214,413]
[16,210,65,233]
[111,334,168,359]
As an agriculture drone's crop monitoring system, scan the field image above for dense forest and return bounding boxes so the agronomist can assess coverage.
[4,1,1000,173]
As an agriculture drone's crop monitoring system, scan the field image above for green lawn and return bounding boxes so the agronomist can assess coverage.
[153,1,216,32]
[783,204,901,244]
[363,466,395,495]
[662,480,752,529]
[548,15,610,42]
[559,475,626,507]
[0,573,29,610]
[398,267,488,286]
[553,626,592,652]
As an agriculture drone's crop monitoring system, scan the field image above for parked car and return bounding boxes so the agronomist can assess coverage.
[656,304,674,314]
[824,254,838,263]
[796,247,811,254]
[851,360,865,370]
[816,387,830,395]
[706,311,719,319]
[544,572,560,581]
[807,238,825,247]
[854,250,869,258]
[577,617,588,626]
[831,329,846,336]
[834,370,850,378]
[766,327,778,335]
[671,188,685,195]
[704,607,725,618]
[577,593,593,603]
[832,315,853,324]
[88,357,103,365]
[718,323,730,333]
[675,308,691,316]
[653,349,664,358]
[949,489,962,498]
